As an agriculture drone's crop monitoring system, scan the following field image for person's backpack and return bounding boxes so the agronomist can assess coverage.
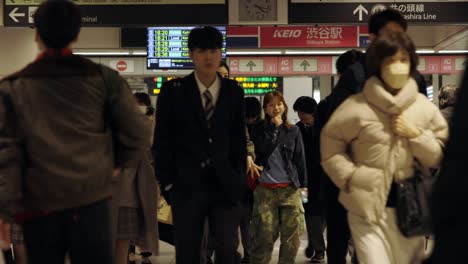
[0,91,24,222]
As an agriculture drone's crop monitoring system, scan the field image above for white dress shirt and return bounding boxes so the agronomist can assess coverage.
[195,72,221,109]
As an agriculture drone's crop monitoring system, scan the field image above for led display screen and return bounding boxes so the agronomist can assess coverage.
[147,26,226,69]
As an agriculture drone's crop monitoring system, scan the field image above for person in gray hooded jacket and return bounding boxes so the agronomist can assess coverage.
[438,83,459,125]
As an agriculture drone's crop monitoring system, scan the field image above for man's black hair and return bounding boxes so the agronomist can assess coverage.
[293,96,317,114]
[34,0,81,49]
[219,61,230,73]
[368,9,407,36]
[245,97,262,120]
[336,49,363,75]
[188,26,223,51]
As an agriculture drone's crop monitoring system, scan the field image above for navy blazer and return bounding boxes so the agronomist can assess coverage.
[153,73,246,205]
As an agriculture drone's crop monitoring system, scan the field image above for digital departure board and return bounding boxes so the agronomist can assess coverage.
[147,27,226,70]
[234,77,283,95]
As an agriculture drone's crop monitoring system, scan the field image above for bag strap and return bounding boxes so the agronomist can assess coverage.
[99,65,123,130]
[100,65,120,108]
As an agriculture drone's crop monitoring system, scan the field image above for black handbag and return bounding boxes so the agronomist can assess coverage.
[395,162,435,237]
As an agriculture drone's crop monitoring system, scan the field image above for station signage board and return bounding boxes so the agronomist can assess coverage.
[278,57,333,75]
[260,26,358,48]
[3,0,227,26]
[440,56,467,74]
[417,57,441,74]
[228,56,334,76]
[143,76,282,96]
[417,56,466,74]
[234,76,282,95]
[229,57,278,76]
[289,1,468,24]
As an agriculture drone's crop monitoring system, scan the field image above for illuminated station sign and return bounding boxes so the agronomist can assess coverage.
[144,76,282,96]
[234,76,282,95]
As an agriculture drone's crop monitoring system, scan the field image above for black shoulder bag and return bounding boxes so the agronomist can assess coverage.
[396,161,435,237]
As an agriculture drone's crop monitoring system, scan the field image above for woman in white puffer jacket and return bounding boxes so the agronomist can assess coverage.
[320,32,448,264]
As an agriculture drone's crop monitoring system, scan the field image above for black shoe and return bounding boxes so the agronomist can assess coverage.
[241,256,250,263]
[137,251,152,264]
[3,249,14,264]
[310,251,325,263]
[305,247,314,258]
[140,252,152,258]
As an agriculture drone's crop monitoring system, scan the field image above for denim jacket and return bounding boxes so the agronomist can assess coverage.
[252,123,307,188]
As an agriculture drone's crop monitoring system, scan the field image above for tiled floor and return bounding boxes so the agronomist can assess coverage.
[142,233,334,264]
[141,234,434,264]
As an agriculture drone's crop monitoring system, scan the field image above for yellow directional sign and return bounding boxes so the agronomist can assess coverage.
[5,0,224,5]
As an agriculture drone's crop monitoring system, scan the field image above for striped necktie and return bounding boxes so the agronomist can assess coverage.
[203,89,214,123]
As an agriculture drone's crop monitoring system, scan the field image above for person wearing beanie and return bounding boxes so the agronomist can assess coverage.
[438,84,459,125]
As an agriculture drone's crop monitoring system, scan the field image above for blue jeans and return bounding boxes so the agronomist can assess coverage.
[23,199,114,264]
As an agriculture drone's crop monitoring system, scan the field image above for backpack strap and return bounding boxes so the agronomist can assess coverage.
[100,65,120,109]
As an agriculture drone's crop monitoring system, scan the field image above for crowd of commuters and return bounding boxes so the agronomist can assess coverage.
[0,1,467,264]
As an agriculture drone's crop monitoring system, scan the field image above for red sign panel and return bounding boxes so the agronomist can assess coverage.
[440,56,456,74]
[359,26,369,34]
[278,57,333,75]
[228,55,463,76]
[228,57,278,76]
[227,26,259,36]
[260,26,358,48]
[419,56,440,74]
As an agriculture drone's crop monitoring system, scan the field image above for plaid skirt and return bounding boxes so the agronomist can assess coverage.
[116,207,140,241]
[11,223,24,245]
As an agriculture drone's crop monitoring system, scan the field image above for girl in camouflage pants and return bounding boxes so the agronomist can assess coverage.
[250,92,308,264]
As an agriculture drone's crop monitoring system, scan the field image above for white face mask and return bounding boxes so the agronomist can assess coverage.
[381,62,410,89]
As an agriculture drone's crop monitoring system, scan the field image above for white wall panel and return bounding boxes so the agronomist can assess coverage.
[283,76,313,124]
[0,27,37,77]
[74,28,120,49]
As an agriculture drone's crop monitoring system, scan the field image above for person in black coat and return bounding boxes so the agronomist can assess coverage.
[427,63,468,263]
[153,27,246,264]
[318,49,362,264]
[293,96,326,263]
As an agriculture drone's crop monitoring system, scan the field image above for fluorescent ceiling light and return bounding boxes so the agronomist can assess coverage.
[438,50,468,54]
[285,50,349,55]
[74,51,130,56]
[132,51,148,55]
[416,50,435,54]
[226,51,282,55]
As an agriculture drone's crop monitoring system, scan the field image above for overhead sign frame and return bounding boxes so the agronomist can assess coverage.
[289,1,468,24]
[3,0,227,26]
